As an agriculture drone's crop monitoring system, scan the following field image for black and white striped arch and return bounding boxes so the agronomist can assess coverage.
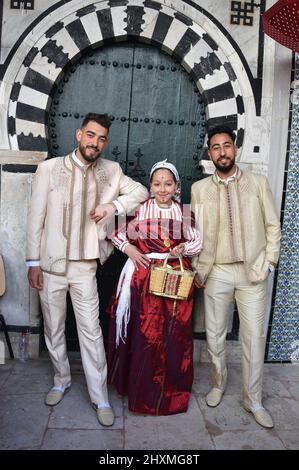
[8,0,245,151]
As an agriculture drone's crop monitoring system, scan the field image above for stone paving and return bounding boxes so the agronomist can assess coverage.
[0,348,298,451]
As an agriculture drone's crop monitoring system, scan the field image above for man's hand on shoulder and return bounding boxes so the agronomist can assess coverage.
[28,266,43,290]
[90,203,116,223]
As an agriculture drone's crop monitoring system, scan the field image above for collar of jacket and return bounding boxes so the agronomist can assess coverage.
[211,165,243,186]
[64,152,101,172]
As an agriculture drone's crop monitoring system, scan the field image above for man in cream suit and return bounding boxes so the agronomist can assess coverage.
[27,113,148,426]
[191,126,281,429]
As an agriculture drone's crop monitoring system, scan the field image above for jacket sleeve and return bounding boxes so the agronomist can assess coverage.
[26,163,50,262]
[182,205,203,257]
[259,176,281,265]
[190,183,204,270]
[114,166,148,215]
[110,210,140,253]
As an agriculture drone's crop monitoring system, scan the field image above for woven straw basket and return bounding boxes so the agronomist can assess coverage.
[149,254,195,300]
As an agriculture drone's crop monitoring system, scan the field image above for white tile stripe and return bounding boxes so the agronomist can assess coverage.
[111,6,128,39]
[51,28,80,59]
[18,85,49,110]
[15,119,47,138]
[206,98,237,119]
[140,7,159,40]
[80,12,104,46]
[163,18,189,53]
[29,53,62,84]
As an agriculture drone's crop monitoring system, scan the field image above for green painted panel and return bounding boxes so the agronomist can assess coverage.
[127,44,205,202]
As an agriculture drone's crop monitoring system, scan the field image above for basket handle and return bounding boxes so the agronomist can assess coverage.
[162,252,184,271]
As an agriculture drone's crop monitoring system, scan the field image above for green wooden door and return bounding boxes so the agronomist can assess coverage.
[48,42,206,350]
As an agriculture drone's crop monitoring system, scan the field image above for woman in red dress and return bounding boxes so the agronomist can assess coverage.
[107,160,202,415]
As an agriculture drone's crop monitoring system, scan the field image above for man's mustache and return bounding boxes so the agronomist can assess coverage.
[86,145,98,150]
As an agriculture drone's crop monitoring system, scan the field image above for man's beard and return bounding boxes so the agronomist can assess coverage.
[214,157,235,173]
[78,144,101,163]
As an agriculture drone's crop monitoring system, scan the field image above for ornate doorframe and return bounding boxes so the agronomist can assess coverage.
[3,0,255,156]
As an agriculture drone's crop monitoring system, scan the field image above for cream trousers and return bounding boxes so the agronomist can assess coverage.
[39,260,108,405]
[203,263,267,407]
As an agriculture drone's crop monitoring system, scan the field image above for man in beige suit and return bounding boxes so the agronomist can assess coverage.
[27,113,148,426]
[191,126,281,429]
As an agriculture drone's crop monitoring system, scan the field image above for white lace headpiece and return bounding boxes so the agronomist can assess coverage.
[149,159,181,202]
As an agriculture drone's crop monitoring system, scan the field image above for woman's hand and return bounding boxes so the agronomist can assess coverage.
[124,245,151,270]
[169,243,185,257]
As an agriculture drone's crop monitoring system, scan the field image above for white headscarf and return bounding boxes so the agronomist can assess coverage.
[149,159,181,202]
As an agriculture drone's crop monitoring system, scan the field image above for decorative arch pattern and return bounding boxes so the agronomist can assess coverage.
[8,0,245,151]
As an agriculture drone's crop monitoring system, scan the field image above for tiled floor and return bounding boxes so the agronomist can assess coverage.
[0,352,298,451]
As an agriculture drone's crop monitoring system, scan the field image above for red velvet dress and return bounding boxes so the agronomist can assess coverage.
[107,199,202,415]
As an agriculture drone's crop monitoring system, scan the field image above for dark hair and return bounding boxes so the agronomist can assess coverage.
[150,168,177,183]
[81,113,112,131]
[207,126,236,147]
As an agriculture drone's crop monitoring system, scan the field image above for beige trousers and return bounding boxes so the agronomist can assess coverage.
[39,260,108,405]
[203,263,267,407]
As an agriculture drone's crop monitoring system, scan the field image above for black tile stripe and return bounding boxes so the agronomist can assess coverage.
[96,9,114,41]
[76,4,96,17]
[202,33,218,51]
[125,6,145,36]
[66,19,91,51]
[23,68,54,95]
[2,164,38,173]
[45,22,64,38]
[236,128,244,147]
[174,11,193,27]
[202,81,234,105]
[16,102,46,124]
[173,28,201,60]
[8,116,16,136]
[223,61,237,81]
[23,47,39,67]
[143,0,161,10]
[151,12,173,45]
[17,134,48,151]
[190,52,222,81]
[108,0,128,6]
[10,82,21,102]
[206,114,238,131]
[236,95,245,114]
[41,39,69,69]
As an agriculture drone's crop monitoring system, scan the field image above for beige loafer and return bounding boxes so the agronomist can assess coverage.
[206,388,224,407]
[45,385,71,406]
[244,404,274,429]
[93,405,115,427]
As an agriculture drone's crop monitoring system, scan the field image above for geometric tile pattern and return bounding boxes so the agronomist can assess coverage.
[268,53,299,361]
[7,0,245,151]
[230,0,259,27]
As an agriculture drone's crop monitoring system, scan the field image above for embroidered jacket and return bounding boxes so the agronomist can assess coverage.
[191,168,281,284]
[26,154,148,274]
